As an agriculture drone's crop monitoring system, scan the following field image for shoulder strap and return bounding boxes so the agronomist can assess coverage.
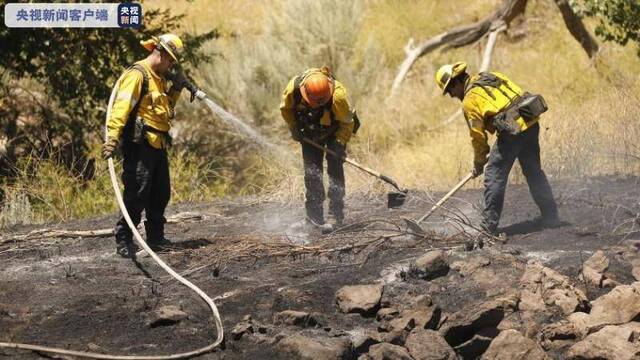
[292,75,303,107]
[128,64,149,119]
[121,64,150,142]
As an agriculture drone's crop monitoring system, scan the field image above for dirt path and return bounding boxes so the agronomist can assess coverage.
[1,176,639,359]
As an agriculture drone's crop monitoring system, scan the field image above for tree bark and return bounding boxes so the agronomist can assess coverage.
[553,0,599,58]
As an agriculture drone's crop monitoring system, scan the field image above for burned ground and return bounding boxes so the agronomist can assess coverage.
[2,176,640,359]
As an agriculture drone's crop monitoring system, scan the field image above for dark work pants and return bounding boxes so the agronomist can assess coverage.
[482,123,557,231]
[301,137,345,224]
[114,141,171,245]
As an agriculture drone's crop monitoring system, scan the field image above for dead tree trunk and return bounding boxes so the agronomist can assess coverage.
[390,0,528,95]
[553,0,599,58]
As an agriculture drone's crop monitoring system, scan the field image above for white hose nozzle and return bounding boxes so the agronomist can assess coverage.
[194,90,207,101]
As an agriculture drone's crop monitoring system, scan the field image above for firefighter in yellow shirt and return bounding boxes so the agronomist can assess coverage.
[102,34,194,258]
[435,62,559,235]
[280,67,355,231]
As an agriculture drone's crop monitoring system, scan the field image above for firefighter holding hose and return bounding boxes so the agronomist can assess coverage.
[102,34,197,258]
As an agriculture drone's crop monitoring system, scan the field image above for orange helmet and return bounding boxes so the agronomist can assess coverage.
[300,71,334,108]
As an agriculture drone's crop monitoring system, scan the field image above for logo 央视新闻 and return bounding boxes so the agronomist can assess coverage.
[117,3,142,28]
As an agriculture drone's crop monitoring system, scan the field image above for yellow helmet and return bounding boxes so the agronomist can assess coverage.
[140,33,185,63]
[435,62,467,94]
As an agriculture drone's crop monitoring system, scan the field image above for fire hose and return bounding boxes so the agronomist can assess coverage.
[0,74,223,359]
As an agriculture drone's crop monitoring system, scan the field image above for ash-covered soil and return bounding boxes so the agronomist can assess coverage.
[2,176,640,359]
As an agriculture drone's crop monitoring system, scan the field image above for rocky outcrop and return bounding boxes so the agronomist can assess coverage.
[581,250,609,287]
[566,323,640,360]
[277,333,352,360]
[336,284,384,316]
[273,310,319,327]
[405,328,457,360]
[586,282,640,331]
[440,300,506,349]
[146,305,187,328]
[451,256,491,277]
[368,343,413,360]
[413,250,450,280]
[519,261,588,315]
[482,329,549,360]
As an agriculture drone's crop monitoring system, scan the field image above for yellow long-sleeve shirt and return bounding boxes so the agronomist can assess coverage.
[106,59,181,149]
[462,72,539,163]
[279,70,354,145]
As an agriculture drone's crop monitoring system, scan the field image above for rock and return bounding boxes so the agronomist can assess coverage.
[277,333,352,360]
[348,329,382,354]
[405,328,457,360]
[388,306,442,333]
[482,329,549,359]
[336,284,383,315]
[440,300,505,348]
[539,311,591,350]
[377,308,400,322]
[581,250,609,287]
[368,343,413,360]
[540,319,579,345]
[519,289,545,312]
[581,266,605,288]
[602,278,620,287]
[451,256,491,277]
[231,321,253,340]
[633,266,640,282]
[586,282,640,331]
[381,328,408,346]
[628,258,640,281]
[451,327,498,359]
[274,310,318,327]
[413,250,449,280]
[519,261,588,315]
[584,250,609,273]
[146,305,187,327]
[566,324,640,360]
[545,288,586,315]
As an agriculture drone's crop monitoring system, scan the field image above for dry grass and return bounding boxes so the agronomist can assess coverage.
[161,0,640,196]
[3,0,639,226]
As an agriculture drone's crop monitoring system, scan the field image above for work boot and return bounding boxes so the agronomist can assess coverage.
[305,216,334,234]
[535,215,562,229]
[116,241,139,258]
[479,222,498,236]
[145,220,172,251]
[328,207,344,228]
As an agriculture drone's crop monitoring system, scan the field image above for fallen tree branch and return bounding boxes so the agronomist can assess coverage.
[0,212,207,245]
[391,0,528,94]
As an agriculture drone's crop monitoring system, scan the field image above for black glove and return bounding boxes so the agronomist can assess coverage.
[167,67,189,92]
[333,142,346,159]
[472,160,486,178]
[290,124,304,142]
[102,137,119,160]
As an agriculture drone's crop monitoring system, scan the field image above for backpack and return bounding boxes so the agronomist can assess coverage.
[466,72,547,135]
